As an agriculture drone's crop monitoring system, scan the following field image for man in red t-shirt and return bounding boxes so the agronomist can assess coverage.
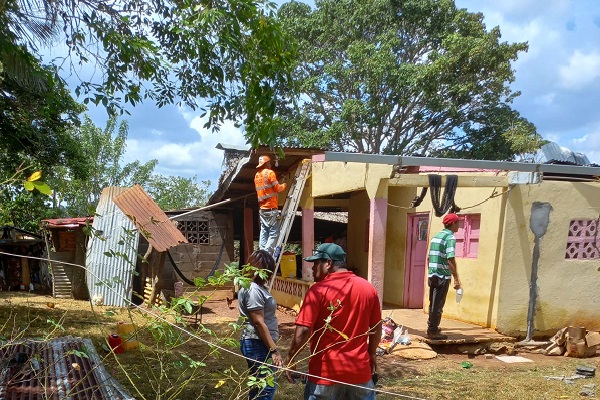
[286,243,382,400]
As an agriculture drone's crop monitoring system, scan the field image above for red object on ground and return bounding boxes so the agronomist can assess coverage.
[108,334,123,354]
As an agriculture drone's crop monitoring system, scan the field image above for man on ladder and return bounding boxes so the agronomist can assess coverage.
[254,155,287,255]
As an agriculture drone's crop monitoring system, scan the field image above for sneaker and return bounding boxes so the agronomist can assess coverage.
[427,332,448,340]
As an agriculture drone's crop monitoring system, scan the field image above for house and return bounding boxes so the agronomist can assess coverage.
[310,151,600,337]
[208,144,347,310]
[211,144,600,337]
[42,218,93,299]
[0,226,48,292]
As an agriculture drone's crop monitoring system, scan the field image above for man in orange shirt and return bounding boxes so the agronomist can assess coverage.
[254,155,286,255]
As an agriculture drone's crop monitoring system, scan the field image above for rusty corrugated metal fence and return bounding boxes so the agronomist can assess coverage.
[113,185,187,253]
[0,336,134,399]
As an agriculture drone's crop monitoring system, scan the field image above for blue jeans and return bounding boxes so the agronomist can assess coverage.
[304,379,376,400]
[259,210,280,255]
[240,339,277,400]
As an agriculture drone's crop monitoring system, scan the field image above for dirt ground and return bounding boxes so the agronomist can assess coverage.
[5,289,597,372]
[2,290,600,400]
[200,292,600,372]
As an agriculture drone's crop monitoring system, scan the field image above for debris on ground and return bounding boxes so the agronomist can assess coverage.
[544,326,599,358]
[580,384,596,397]
[391,341,437,360]
[0,336,133,399]
[457,343,488,355]
[495,355,534,363]
[576,366,596,378]
[544,366,596,385]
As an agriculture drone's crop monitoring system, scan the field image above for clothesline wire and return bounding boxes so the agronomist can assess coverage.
[388,186,511,211]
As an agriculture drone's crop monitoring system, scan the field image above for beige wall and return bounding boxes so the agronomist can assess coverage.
[497,181,600,336]
[309,160,600,337]
[383,187,417,306]
[414,186,507,328]
[347,191,370,279]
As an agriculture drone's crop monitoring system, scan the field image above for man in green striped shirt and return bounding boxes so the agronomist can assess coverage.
[427,213,462,340]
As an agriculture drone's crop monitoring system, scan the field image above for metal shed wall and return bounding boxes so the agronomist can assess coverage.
[86,187,139,307]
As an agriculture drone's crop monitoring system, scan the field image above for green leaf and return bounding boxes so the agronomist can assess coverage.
[32,181,52,195]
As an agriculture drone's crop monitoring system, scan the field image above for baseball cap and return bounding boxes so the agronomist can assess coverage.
[443,213,459,225]
[304,243,346,262]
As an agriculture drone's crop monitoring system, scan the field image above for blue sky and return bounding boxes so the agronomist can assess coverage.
[79,0,600,187]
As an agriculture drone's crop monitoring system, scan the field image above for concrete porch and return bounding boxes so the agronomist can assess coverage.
[382,306,516,345]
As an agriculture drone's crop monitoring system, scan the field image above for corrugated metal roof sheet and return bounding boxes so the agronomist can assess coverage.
[86,187,139,307]
[0,336,134,400]
[113,184,187,252]
[41,217,93,229]
[537,142,591,165]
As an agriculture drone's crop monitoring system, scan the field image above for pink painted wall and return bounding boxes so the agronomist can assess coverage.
[301,207,315,281]
[367,197,387,304]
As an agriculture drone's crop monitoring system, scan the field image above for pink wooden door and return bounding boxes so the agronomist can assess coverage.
[403,213,430,308]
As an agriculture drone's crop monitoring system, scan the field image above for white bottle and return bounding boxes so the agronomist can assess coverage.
[401,330,411,345]
[456,288,463,303]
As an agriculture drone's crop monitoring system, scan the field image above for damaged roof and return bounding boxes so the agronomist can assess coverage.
[209,144,325,207]
[41,218,93,229]
[113,185,187,252]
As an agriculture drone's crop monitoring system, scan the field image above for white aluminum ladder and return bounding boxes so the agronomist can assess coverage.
[268,159,311,290]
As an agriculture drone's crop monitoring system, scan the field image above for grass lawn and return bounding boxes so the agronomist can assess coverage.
[0,291,598,399]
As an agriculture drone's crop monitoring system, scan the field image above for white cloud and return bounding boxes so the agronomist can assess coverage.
[569,128,600,164]
[572,135,588,144]
[123,109,248,186]
[533,93,555,106]
[558,50,600,89]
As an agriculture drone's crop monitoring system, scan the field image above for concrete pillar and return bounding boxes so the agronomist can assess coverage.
[368,197,387,305]
[301,207,315,281]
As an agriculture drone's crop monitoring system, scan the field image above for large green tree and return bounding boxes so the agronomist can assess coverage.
[2,0,295,146]
[146,175,212,211]
[0,18,89,231]
[51,116,158,216]
[276,0,543,159]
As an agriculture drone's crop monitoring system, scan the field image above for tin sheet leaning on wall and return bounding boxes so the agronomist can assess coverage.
[86,187,139,307]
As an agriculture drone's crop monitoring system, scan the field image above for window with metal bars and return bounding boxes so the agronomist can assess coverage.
[182,220,210,244]
[565,219,599,259]
[454,214,480,258]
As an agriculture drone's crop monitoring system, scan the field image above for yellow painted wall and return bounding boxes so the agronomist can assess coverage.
[309,160,600,337]
[415,185,507,328]
[311,161,393,197]
[311,162,367,196]
[496,181,600,336]
[383,187,418,306]
[347,191,371,279]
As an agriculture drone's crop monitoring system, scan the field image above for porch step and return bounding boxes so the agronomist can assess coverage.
[51,263,72,299]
